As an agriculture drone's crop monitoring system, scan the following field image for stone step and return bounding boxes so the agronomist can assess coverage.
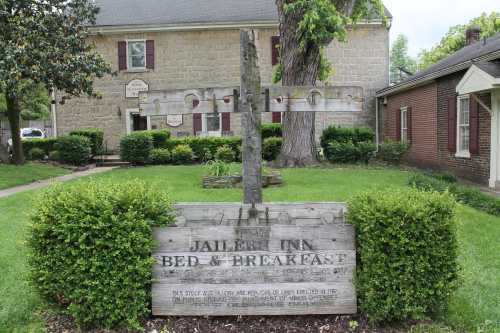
[96,161,130,167]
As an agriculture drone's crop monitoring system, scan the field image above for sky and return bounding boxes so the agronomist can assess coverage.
[384,0,499,58]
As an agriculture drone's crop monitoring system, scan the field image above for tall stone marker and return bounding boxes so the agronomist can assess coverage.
[152,202,356,316]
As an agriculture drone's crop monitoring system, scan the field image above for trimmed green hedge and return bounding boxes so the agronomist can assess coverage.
[69,129,104,156]
[348,188,459,322]
[167,136,241,163]
[120,132,153,165]
[23,138,58,156]
[54,136,92,166]
[150,148,171,165]
[214,145,236,162]
[263,137,282,161]
[409,173,500,216]
[28,148,45,160]
[28,180,175,329]
[320,126,374,150]
[325,141,376,164]
[262,124,282,139]
[171,144,195,165]
[135,129,171,149]
[378,140,410,165]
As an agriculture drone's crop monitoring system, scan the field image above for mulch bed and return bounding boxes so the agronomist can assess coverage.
[43,313,424,333]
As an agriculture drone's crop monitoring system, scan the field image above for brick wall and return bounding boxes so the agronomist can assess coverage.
[56,25,389,149]
[436,71,491,184]
[384,82,439,168]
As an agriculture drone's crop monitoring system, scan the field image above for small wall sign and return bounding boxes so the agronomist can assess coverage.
[167,115,183,127]
[126,79,149,99]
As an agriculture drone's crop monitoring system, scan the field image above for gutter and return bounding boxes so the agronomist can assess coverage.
[377,49,500,98]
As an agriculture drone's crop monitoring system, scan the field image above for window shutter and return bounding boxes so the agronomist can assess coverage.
[469,97,479,154]
[146,40,155,69]
[271,36,280,66]
[396,109,401,141]
[222,113,231,133]
[118,41,127,71]
[272,112,282,123]
[447,96,457,153]
[193,114,202,135]
[407,107,412,144]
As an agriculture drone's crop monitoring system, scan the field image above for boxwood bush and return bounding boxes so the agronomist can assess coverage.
[27,180,175,329]
[120,132,153,165]
[320,126,374,150]
[262,123,282,139]
[70,129,104,156]
[171,144,195,165]
[28,147,46,160]
[167,136,242,162]
[348,189,459,323]
[23,138,58,156]
[263,137,282,161]
[136,129,171,149]
[150,148,171,165]
[325,141,376,163]
[54,135,92,166]
[378,140,410,165]
[214,145,236,162]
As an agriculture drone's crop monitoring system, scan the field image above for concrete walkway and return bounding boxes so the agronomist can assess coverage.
[0,167,116,199]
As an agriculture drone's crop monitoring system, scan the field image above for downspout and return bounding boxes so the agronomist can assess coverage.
[51,90,58,138]
[375,97,380,153]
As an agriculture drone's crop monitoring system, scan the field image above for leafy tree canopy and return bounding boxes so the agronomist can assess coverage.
[419,12,500,69]
[390,34,417,84]
[0,81,50,120]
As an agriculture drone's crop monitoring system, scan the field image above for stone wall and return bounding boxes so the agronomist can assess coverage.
[55,25,389,150]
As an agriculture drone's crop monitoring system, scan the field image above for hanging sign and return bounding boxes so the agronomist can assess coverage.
[166,115,183,127]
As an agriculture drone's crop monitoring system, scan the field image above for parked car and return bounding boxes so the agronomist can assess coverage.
[7,128,45,153]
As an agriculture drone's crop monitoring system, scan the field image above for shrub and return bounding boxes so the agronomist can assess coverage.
[200,148,213,163]
[136,129,171,149]
[378,140,410,164]
[70,129,104,156]
[166,136,242,162]
[214,145,236,162]
[205,160,232,177]
[262,123,282,139]
[28,148,45,160]
[348,188,459,322]
[23,138,58,156]
[28,180,175,329]
[409,173,500,216]
[320,126,374,149]
[150,148,171,165]
[120,132,153,165]
[54,135,91,166]
[48,151,61,162]
[325,141,376,163]
[171,144,195,165]
[263,137,282,161]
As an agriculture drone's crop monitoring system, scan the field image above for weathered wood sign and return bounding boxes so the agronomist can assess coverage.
[152,202,356,316]
[139,86,363,116]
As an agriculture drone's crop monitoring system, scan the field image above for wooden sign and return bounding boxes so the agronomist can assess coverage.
[126,79,149,98]
[139,86,363,116]
[152,202,356,316]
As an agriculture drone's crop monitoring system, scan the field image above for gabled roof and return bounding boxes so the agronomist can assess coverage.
[378,32,500,97]
[93,0,392,28]
[476,59,500,78]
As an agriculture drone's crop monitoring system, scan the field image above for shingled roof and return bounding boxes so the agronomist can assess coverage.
[94,0,392,27]
[378,32,500,97]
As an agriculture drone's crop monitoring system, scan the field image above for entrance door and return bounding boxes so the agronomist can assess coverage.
[132,114,148,131]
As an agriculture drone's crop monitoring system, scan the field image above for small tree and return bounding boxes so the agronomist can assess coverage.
[390,34,417,84]
[275,0,385,167]
[0,0,111,164]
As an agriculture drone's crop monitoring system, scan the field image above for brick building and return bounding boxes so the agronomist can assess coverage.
[377,29,500,187]
[54,0,391,150]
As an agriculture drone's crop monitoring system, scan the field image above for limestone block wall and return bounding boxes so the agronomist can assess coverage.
[55,25,389,150]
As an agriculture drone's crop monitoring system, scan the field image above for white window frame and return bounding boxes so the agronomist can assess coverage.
[201,113,222,137]
[126,40,146,72]
[400,107,408,143]
[456,94,471,158]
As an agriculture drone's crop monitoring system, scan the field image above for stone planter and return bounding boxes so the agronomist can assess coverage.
[202,172,283,189]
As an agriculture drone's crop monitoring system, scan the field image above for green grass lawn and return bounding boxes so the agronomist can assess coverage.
[0,163,69,190]
[0,165,498,332]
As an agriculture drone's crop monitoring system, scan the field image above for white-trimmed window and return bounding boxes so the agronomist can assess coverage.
[127,40,146,70]
[202,113,222,137]
[400,107,408,143]
[457,95,470,157]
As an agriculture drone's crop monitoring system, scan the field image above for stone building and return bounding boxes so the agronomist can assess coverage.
[377,29,500,187]
[55,0,391,150]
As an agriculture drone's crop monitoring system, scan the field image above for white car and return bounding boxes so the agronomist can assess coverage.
[7,128,46,153]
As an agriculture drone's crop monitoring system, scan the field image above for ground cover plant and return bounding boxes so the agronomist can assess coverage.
[0,166,498,332]
[0,162,69,189]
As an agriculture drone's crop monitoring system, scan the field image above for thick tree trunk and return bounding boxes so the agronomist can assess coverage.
[0,144,9,163]
[240,30,263,204]
[5,92,25,165]
[276,0,322,167]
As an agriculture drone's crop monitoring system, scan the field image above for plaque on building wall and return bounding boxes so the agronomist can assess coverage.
[126,79,149,99]
[166,115,183,127]
[152,202,356,316]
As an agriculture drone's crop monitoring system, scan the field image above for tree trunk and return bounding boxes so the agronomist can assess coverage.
[6,92,25,165]
[240,29,263,204]
[0,144,9,163]
[276,0,322,167]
